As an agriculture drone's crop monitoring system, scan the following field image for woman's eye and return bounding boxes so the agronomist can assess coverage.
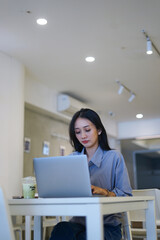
[75,131,80,135]
[85,129,91,132]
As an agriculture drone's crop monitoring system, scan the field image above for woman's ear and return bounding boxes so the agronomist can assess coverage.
[98,130,102,135]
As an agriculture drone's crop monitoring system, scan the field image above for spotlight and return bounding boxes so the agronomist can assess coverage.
[115,80,136,102]
[118,85,124,95]
[146,38,153,55]
[136,114,143,119]
[85,56,95,62]
[142,30,160,56]
[36,18,47,25]
[128,93,135,102]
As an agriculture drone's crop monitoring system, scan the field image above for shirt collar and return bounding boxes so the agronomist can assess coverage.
[81,146,103,168]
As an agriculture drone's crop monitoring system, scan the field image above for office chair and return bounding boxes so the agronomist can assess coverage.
[13,215,61,240]
[0,187,16,240]
[129,189,160,239]
[121,212,132,240]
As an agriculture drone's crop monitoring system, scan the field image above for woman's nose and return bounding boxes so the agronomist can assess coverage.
[81,131,86,138]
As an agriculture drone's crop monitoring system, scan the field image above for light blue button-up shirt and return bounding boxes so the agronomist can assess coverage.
[70,146,132,226]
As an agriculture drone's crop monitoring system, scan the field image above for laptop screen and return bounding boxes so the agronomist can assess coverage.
[33,155,92,198]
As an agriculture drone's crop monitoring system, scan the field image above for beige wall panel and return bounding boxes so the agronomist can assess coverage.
[24,108,73,177]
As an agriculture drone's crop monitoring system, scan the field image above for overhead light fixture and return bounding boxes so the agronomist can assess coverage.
[146,37,153,55]
[85,56,95,62]
[118,84,124,95]
[136,113,143,119]
[116,80,124,94]
[142,30,160,57]
[128,92,135,102]
[36,18,47,25]
[116,80,136,102]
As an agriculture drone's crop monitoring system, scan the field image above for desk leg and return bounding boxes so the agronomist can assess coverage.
[25,216,31,240]
[34,216,43,240]
[145,200,157,240]
[86,205,103,240]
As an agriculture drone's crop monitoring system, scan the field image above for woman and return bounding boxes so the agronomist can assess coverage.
[50,108,132,240]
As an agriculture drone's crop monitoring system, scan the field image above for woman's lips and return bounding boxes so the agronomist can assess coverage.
[82,140,89,144]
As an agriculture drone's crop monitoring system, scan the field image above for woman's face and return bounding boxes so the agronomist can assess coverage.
[74,117,100,150]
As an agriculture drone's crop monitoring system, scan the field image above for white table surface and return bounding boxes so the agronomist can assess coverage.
[8,196,157,240]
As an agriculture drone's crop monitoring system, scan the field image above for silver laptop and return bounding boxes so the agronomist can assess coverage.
[33,155,92,198]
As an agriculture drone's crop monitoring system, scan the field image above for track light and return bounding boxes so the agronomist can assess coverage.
[128,93,135,102]
[116,80,124,95]
[142,30,160,57]
[116,80,136,102]
[118,85,124,95]
[146,37,153,55]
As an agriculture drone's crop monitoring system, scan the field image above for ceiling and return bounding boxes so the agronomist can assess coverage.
[1,0,160,123]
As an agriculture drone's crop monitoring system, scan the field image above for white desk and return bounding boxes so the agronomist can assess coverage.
[8,196,156,240]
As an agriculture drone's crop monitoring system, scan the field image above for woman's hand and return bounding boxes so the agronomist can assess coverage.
[91,185,116,197]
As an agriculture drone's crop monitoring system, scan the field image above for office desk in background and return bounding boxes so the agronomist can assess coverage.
[8,196,156,240]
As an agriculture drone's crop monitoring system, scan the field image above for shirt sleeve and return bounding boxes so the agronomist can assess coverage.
[112,151,132,196]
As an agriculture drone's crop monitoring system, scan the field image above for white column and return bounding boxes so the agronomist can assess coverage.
[0,52,25,198]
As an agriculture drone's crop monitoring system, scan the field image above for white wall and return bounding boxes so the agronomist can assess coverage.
[25,77,71,122]
[100,113,117,138]
[25,77,57,114]
[118,118,160,139]
[0,52,25,198]
[100,114,120,150]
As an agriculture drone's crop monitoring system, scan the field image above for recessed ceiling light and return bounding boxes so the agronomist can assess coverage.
[85,56,95,62]
[36,18,47,25]
[136,113,143,119]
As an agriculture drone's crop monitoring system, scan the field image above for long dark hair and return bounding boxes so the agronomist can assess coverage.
[69,108,111,152]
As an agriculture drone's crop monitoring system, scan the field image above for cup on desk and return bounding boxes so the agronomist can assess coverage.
[22,176,36,199]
